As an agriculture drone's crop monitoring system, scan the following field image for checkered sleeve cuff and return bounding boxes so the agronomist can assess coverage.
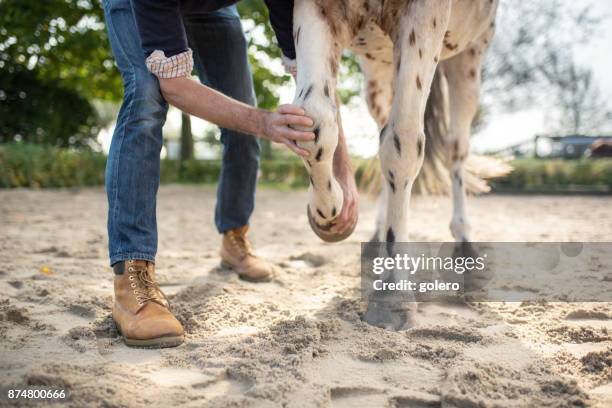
[145,49,194,79]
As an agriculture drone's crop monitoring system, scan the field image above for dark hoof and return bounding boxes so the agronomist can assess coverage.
[307,205,357,243]
[362,301,416,331]
[448,241,493,293]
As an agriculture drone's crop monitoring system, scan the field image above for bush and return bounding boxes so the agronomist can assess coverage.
[0,143,106,188]
[2,144,612,193]
[491,158,612,192]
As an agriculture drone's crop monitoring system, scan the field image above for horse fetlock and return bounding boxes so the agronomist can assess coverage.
[308,162,343,225]
[450,217,471,242]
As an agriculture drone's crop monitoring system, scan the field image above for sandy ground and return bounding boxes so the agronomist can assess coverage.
[0,185,611,407]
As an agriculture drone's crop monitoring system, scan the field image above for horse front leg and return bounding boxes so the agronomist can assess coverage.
[363,0,452,330]
[293,0,345,236]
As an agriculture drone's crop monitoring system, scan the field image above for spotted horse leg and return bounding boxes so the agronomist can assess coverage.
[439,31,495,291]
[360,50,394,243]
[292,0,346,236]
[363,0,452,330]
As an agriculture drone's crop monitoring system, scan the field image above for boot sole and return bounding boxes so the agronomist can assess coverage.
[220,260,272,282]
[122,334,184,349]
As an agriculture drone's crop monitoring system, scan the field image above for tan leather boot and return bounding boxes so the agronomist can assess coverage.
[112,260,184,348]
[220,226,273,282]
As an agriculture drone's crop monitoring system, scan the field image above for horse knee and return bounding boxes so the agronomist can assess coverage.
[448,137,469,166]
[294,86,338,161]
[379,125,425,186]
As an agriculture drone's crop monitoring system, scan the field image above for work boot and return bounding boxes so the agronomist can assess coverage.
[220,226,273,282]
[112,260,184,348]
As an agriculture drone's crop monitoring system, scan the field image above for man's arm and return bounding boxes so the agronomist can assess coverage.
[160,77,314,156]
[130,0,314,156]
[330,103,358,234]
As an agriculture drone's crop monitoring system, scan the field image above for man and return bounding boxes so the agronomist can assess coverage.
[102,0,357,348]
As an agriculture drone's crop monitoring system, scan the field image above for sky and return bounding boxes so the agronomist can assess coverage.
[471,0,612,154]
[99,0,612,159]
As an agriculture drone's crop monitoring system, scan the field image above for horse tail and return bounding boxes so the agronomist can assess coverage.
[414,67,511,195]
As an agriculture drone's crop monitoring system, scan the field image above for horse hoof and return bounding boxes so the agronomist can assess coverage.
[449,241,494,292]
[362,301,416,331]
[307,205,357,243]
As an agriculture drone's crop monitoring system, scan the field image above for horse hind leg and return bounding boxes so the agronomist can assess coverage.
[440,28,493,244]
[360,53,394,242]
[438,32,495,291]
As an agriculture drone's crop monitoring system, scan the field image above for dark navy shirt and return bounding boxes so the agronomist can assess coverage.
[132,0,296,60]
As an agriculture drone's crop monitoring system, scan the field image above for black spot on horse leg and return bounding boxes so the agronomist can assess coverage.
[324,82,330,98]
[389,180,396,193]
[331,206,337,217]
[316,208,325,219]
[455,170,463,187]
[328,179,332,191]
[386,227,395,255]
[393,134,402,155]
[417,139,423,156]
[295,26,301,45]
[315,147,323,161]
[303,84,314,101]
[380,124,388,143]
[314,126,320,144]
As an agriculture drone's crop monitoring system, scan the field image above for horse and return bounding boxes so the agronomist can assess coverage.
[291,0,505,329]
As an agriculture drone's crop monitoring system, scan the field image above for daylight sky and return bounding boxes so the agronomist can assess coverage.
[470,0,612,154]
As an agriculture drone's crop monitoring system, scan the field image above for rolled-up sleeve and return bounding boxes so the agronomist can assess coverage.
[132,0,194,78]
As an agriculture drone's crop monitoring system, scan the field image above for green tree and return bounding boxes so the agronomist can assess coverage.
[0,0,121,146]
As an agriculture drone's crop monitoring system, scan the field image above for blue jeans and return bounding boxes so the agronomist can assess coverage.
[102,0,260,266]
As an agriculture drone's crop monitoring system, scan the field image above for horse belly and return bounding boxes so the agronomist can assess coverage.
[348,22,393,61]
[440,0,498,60]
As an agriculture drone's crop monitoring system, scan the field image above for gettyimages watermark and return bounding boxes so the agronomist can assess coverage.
[361,242,612,302]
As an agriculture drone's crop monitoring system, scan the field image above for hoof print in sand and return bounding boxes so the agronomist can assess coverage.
[289,252,327,268]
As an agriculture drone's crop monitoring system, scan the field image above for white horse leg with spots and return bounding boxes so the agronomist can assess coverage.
[293,0,344,230]
[364,0,452,330]
[441,33,490,243]
[360,54,393,242]
[380,0,451,247]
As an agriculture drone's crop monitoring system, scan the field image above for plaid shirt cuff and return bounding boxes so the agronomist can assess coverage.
[145,49,194,79]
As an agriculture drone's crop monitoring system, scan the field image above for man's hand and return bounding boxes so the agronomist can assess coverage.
[331,162,358,235]
[330,138,358,235]
[260,105,315,157]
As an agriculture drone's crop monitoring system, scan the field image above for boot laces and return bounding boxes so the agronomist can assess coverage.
[127,264,168,307]
[229,232,253,259]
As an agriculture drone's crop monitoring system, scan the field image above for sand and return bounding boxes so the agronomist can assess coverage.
[0,185,611,407]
